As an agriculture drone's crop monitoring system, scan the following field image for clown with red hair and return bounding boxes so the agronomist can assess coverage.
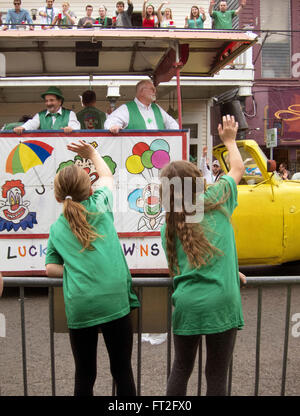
[0,179,37,232]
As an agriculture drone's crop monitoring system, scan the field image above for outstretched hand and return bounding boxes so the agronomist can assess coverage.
[217,115,238,146]
[67,140,97,160]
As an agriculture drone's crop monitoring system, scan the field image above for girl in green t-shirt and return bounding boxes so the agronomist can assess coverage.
[46,140,139,396]
[160,115,246,396]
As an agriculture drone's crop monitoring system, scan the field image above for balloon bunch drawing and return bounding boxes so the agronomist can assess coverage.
[126,139,170,180]
[126,139,171,231]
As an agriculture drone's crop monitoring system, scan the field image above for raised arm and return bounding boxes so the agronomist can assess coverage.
[184,16,189,28]
[200,146,213,184]
[142,0,147,18]
[235,0,246,16]
[209,0,215,17]
[67,140,113,190]
[217,115,245,184]
[200,7,206,21]
[157,1,168,22]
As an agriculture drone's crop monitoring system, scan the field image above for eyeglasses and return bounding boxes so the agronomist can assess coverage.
[14,2,21,4]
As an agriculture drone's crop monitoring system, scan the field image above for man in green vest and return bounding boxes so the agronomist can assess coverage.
[209,0,246,30]
[104,80,179,134]
[76,90,106,129]
[13,87,80,134]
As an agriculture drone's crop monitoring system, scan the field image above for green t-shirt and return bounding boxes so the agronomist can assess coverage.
[76,106,106,130]
[161,175,244,335]
[45,187,140,329]
[187,15,204,29]
[212,10,235,30]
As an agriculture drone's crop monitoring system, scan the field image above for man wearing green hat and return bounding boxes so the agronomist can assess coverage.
[14,87,80,134]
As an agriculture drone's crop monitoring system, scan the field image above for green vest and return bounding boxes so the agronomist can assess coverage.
[126,101,165,130]
[38,108,71,130]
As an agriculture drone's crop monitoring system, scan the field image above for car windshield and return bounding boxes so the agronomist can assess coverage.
[255,145,282,181]
[223,146,268,185]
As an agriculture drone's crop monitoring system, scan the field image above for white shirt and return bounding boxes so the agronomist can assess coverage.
[22,107,80,130]
[200,156,213,184]
[38,6,59,25]
[104,98,179,130]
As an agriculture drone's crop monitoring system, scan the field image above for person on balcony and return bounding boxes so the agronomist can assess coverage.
[113,0,133,27]
[3,0,34,30]
[38,0,59,29]
[157,1,175,28]
[185,5,206,29]
[76,90,106,130]
[209,0,246,30]
[104,80,179,133]
[77,4,95,28]
[142,1,158,28]
[52,2,76,29]
[95,5,112,27]
[13,87,80,134]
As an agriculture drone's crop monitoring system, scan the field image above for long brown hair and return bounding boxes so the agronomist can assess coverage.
[54,164,101,251]
[190,5,200,19]
[160,160,228,277]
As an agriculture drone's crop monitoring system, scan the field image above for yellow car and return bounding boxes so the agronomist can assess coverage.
[213,140,300,266]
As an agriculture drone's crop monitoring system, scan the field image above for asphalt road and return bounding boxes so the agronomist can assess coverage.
[0,266,300,396]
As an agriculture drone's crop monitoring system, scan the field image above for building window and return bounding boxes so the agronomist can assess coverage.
[182,123,198,139]
[183,123,198,163]
[261,0,291,78]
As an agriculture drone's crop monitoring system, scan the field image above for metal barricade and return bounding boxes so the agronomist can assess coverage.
[2,275,300,396]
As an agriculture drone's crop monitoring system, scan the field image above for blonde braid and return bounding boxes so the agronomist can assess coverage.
[54,164,102,251]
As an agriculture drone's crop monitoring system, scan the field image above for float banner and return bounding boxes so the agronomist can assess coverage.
[0,130,188,273]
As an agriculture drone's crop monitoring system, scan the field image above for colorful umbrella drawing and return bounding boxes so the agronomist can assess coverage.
[6,140,54,194]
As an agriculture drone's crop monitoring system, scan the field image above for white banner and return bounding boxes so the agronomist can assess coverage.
[0,131,187,273]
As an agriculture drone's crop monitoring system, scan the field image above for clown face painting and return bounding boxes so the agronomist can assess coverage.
[128,182,164,231]
[0,180,37,232]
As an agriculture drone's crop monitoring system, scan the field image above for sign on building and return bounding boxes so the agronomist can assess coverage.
[266,128,278,148]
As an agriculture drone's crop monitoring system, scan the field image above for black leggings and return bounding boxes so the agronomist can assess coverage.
[167,328,237,396]
[69,313,136,396]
